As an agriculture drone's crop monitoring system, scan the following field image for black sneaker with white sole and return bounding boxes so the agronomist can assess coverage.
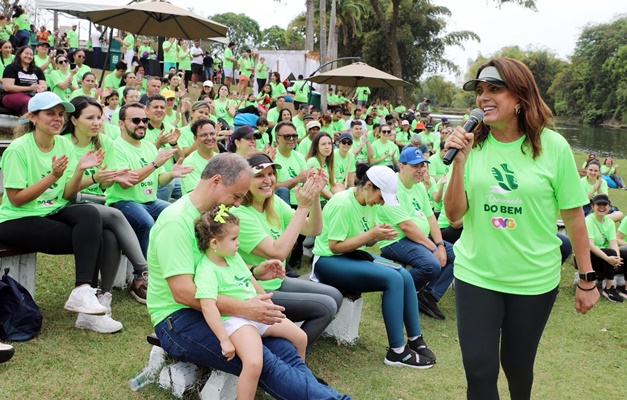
[408,335,436,363]
[602,286,624,303]
[417,289,444,320]
[617,286,627,300]
[384,345,435,369]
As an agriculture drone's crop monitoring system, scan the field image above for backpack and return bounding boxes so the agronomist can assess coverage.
[0,268,43,341]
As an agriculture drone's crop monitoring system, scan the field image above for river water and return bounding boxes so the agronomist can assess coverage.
[434,114,627,159]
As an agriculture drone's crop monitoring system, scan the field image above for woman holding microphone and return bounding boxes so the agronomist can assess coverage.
[444,57,598,400]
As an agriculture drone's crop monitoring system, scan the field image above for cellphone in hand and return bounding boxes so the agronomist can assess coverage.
[70,63,76,70]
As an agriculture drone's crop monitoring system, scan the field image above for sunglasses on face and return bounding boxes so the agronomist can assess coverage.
[126,117,149,125]
[278,134,298,140]
[340,140,353,145]
[381,130,391,133]
[57,60,68,64]
[76,55,84,58]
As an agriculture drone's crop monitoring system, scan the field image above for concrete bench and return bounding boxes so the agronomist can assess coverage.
[0,244,37,297]
[134,333,240,399]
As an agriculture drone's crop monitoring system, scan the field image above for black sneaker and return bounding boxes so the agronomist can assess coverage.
[285,265,300,278]
[408,335,436,363]
[421,289,446,320]
[417,289,444,320]
[384,345,434,369]
[602,286,624,303]
[617,286,627,300]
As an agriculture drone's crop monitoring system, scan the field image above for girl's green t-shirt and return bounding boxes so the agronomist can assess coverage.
[585,214,615,248]
[63,133,114,196]
[453,129,588,295]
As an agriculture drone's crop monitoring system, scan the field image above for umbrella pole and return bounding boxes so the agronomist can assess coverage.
[99,29,115,89]
[307,56,360,108]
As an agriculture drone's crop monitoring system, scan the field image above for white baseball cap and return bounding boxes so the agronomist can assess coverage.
[366,166,399,206]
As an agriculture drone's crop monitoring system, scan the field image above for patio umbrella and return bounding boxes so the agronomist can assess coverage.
[81,0,228,40]
[306,62,411,88]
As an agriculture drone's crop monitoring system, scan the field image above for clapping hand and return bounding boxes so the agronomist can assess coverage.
[51,155,69,178]
[114,168,139,186]
[171,157,194,178]
[77,149,104,171]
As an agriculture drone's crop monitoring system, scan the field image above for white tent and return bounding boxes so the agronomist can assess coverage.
[256,50,319,88]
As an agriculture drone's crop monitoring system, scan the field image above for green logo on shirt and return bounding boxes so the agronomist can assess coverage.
[288,166,297,178]
[491,164,518,193]
[360,217,370,232]
[234,275,252,288]
[412,198,421,212]
[140,157,148,167]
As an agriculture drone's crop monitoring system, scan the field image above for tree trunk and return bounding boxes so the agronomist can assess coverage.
[305,0,314,51]
[369,0,404,99]
[319,0,328,112]
[328,0,338,66]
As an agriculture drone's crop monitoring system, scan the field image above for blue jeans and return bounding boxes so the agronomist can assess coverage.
[275,187,290,205]
[155,308,351,400]
[110,199,170,256]
[16,30,29,47]
[314,254,421,348]
[157,178,181,202]
[381,238,455,301]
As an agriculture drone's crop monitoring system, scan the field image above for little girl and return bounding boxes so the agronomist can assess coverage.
[194,205,308,400]
[103,92,119,124]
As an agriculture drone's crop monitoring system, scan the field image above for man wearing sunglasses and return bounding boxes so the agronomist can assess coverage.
[105,102,193,258]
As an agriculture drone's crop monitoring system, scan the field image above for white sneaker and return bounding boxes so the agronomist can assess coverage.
[97,292,113,315]
[75,313,123,334]
[0,342,15,363]
[64,286,107,315]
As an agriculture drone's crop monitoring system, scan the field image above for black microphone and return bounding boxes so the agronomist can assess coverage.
[442,108,484,165]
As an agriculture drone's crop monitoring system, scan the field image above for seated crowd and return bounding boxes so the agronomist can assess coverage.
[0,47,623,398]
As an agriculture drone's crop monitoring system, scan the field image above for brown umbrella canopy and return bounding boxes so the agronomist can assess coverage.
[306,62,411,88]
[82,0,227,39]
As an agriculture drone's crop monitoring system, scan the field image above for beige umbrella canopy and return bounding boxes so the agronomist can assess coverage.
[82,0,227,39]
[306,62,411,88]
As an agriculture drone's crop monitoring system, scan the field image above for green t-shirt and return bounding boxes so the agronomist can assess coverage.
[213,98,234,127]
[585,214,615,248]
[0,54,15,78]
[105,137,164,205]
[15,13,30,31]
[75,64,92,83]
[238,56,254,77]
[618,215,627,237]
[103,123,121,140]
[138,45,152,59]
[147,194,203,326]
[70,87,96,100]
[333,148,355,185]
[274,150,306,205]
[178,48,191,70]
[306,156,331,197]
[181,150,212,194]
[222,47,234,69]
[395,129,412,147]
[327,94,338,105]
[437,175,451,229]
[453,128,588,295]
[600,165,615,176]
[379,175,433,249]
[63,133,114,196]
[350,136,369,163]
[313,188,379,258]
[194,253,256,320]
[0,23,13,40]
[50,69,78,101]
[292,80,310,103]
[0,134,77,222]
[420,132,435,149]
[297,136,312,158]
[371,139,399,166]
[34,54,53,87]
[394,105,407,114]
[266,107,280,124]
[162,41,178,63]
[331,119,346,135]
[256,62,268,79]
[231,196,295,291]
[580,176,608,198]
[145,122,176,171]
[428,151,449,179]
[123,34,134,52]
[424,177,441,212]
[355,87,370,102]
[292,116,305,134]
[270,82,286,99]
[67,29,78,48]
[104,72,121,91]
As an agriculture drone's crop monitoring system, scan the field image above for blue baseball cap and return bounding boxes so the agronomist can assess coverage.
[338,133,353,143]
[399,146,430,165]
[28,92,75,113]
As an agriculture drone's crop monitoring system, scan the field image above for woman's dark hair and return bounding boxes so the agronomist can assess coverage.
[104,91,119,106]
[0,40,10,66]
[13,46,36,70]
[71,49,85,62]
[472,57,553,159]
[256,117,268,127]
[307,132,335,187]
[134,65,144,74]
[271,71,281,82]
[241,151,279,226]
[355,163,380,190]
[65,96,103,150]
[120,71,134,88]
[120,86,137,105]
[279,107,292,121]
[586,159,601,169]
[82,72,96,82]
[194,206,239,252]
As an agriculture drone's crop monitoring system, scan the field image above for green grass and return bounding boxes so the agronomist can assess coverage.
[1,151,625,399]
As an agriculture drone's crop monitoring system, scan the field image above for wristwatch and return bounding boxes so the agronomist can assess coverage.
[578,271,597,282]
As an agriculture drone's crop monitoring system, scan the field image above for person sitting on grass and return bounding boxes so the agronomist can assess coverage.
[194,206,308,400]
[601,157,626,189]
[585,194,625,303]
[581,160,624,222]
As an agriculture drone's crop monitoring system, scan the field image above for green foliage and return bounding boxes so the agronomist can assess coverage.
[209,12,262,54]
[551,15,627,125]
[420,75,455,106]
[259,25,289,50]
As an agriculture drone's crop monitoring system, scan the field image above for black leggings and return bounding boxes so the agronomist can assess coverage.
[455,279,558,400]
[0,204,103,286]
[590,248,619,279]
